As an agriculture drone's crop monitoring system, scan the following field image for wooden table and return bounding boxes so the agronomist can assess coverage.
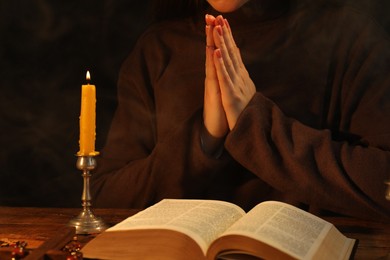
[0,207,389,259]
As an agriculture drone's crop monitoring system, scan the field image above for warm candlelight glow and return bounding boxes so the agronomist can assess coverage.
[77,71,99,156]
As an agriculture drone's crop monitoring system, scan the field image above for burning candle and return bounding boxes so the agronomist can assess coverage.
[78,71,99,156]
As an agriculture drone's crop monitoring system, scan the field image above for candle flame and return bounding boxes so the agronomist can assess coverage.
[86,71,91,82]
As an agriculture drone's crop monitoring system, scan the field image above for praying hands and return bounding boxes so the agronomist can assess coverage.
[202,14,256,156]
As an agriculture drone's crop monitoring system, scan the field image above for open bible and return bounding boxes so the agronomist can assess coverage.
[81,199,356,260]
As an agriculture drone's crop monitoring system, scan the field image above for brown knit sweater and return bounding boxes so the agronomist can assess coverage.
[91,1,390,221]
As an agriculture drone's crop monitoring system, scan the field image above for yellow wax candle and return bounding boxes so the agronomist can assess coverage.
[77,71,99,156]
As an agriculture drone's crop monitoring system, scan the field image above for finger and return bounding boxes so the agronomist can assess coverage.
[224,19,246,73]
[205,14,216,48]
[217,16,241,73]
[205,44,217,80]
[205,29,218,93]
[206,25,215,49]
[214,25,236,80]
[205,15,216,80]
[213,48,234,97]
[205,14,216,26]
[222,18,238,52]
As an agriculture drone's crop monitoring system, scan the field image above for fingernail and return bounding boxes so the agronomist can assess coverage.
[218,15,224,26]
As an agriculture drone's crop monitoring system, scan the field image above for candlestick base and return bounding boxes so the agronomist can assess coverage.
[68,155,107,234]
[68,208,107,235]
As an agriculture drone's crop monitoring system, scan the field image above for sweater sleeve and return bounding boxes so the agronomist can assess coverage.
[91,34,230,209]
[224,14,390,221]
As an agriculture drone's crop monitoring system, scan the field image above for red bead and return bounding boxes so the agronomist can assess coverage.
[66,251,83,260]
[11,247,25,257]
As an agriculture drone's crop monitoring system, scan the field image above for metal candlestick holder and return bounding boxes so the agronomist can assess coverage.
[68,155,108,234]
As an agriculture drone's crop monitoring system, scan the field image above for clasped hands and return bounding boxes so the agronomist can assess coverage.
[202,14,256,156]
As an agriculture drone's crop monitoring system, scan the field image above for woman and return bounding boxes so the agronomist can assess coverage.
[92,0,390,221]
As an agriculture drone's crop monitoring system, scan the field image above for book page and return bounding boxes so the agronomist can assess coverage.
[221,201,342,259]
[108,199,245,254]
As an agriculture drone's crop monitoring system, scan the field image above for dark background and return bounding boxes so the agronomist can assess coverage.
[0,0,152,207]
[0,0,389,208]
